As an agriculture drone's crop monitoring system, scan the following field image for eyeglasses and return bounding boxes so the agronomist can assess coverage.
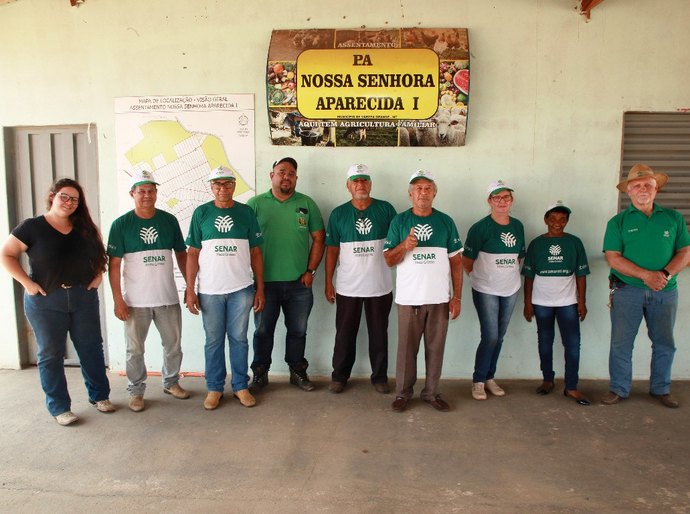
[490,194,513,203]
[211,180,235,190]
[56,192,80,205]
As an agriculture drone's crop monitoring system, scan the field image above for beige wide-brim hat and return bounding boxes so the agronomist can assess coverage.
[616,164,668,192]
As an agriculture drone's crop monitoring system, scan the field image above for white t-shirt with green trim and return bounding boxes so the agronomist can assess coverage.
[384,208,463,305]
[325,198,396,297]
[186,201,263,295]
[107,209,186,307]
[463,215,525,297]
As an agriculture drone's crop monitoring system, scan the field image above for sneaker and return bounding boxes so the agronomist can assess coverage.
[204,391,223,410]
[164,383,190,399]
[233,389,257,408]
[129,395,145,412]
[93,399,116,413]
[329,381,345,394]
[54,411,79,426]
[472,382,487,400]
[485,379,506,397]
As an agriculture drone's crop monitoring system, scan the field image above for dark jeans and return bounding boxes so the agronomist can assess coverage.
[251,280,314,369]
[24,286,110,416]
[332,292,393,384]
[534,303,581,391]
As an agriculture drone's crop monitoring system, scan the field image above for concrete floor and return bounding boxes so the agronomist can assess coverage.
[0,368,689,513]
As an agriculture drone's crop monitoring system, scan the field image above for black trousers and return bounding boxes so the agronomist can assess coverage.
[331,292,393,384]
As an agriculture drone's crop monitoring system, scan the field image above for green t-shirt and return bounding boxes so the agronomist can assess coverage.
[186,201,263,295]
[464,215,525,296]
[247,190,324,282]
[603,203,690,290]
[325,198,396,297]
[107,209,186,307]
[523,233,589,306]
[384,208,463,305]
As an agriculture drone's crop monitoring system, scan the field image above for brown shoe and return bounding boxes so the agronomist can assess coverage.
[650,393,679,408]
[329,381,345,394]
[234,389,257,408]
[164,383,190,399]
[204,391,223,410]
[392,396,408,412]
[374,382,390,394]
[536,381,554,395]
[128,395,145,412]
[424,395,450,412]
[601,391,623,405]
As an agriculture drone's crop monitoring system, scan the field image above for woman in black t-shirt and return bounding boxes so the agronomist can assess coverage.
[1,178,115,426]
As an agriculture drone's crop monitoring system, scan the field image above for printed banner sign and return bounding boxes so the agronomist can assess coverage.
[267,28,470,147]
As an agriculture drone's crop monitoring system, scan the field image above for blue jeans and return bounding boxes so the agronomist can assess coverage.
[472,289,518,383]
[252,280,314,369]
[609,284,677,397]
[24,286,110,417]
[199,285,254,393]
[533,303,581,391]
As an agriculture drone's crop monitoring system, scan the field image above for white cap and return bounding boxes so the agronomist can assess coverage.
[130,168,159,188]
[347,163,371,181]
[545,200,572,215]
[207,166,236,181]
[409,169,435,184]
[487,180,514,195]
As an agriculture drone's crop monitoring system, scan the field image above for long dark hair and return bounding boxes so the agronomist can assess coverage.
[47,178,107,275]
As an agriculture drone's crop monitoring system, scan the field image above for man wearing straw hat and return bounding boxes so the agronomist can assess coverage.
[602,164,690,408]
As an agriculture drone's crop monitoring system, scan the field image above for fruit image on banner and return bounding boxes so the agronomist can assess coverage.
[266,27,470,147]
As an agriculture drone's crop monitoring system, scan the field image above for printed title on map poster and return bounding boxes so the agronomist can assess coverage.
[266,28,470,147]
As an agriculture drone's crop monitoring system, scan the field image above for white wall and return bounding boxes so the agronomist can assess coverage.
[1,0,689,381]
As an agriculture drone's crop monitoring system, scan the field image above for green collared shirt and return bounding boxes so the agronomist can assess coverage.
[603,203,690,290]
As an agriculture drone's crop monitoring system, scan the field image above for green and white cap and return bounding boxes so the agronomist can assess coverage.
[208,166,236,181]
[130,167,159,188]
[409,169,435,184]
[347,163,371,181]
[487,180,513,195]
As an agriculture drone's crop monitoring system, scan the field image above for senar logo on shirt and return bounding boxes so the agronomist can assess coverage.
[355,217,373,235]
[548,244,564,263]
[214,245,238,256]
[353,246,374,255]
[140,226,159,244]
[500,232,517,248]
[414,224,433,242]
[413,252,436,262]
[214,216,234,233]
[143,255,166,264]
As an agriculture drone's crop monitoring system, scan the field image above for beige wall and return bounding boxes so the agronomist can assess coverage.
[1,0,689,380]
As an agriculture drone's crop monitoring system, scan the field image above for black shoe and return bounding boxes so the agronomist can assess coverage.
[289,365,315,392]
[250,366,269,390]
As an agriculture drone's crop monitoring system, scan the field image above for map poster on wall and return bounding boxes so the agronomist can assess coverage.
[114,94,255,290]
[266,28,469,147]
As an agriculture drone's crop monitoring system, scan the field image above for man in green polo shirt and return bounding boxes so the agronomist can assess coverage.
[602,164,690,408]
[248,157,325,392]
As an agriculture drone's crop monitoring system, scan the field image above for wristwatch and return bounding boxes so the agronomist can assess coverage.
[306,268,316,276]
[662,269,671,278]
